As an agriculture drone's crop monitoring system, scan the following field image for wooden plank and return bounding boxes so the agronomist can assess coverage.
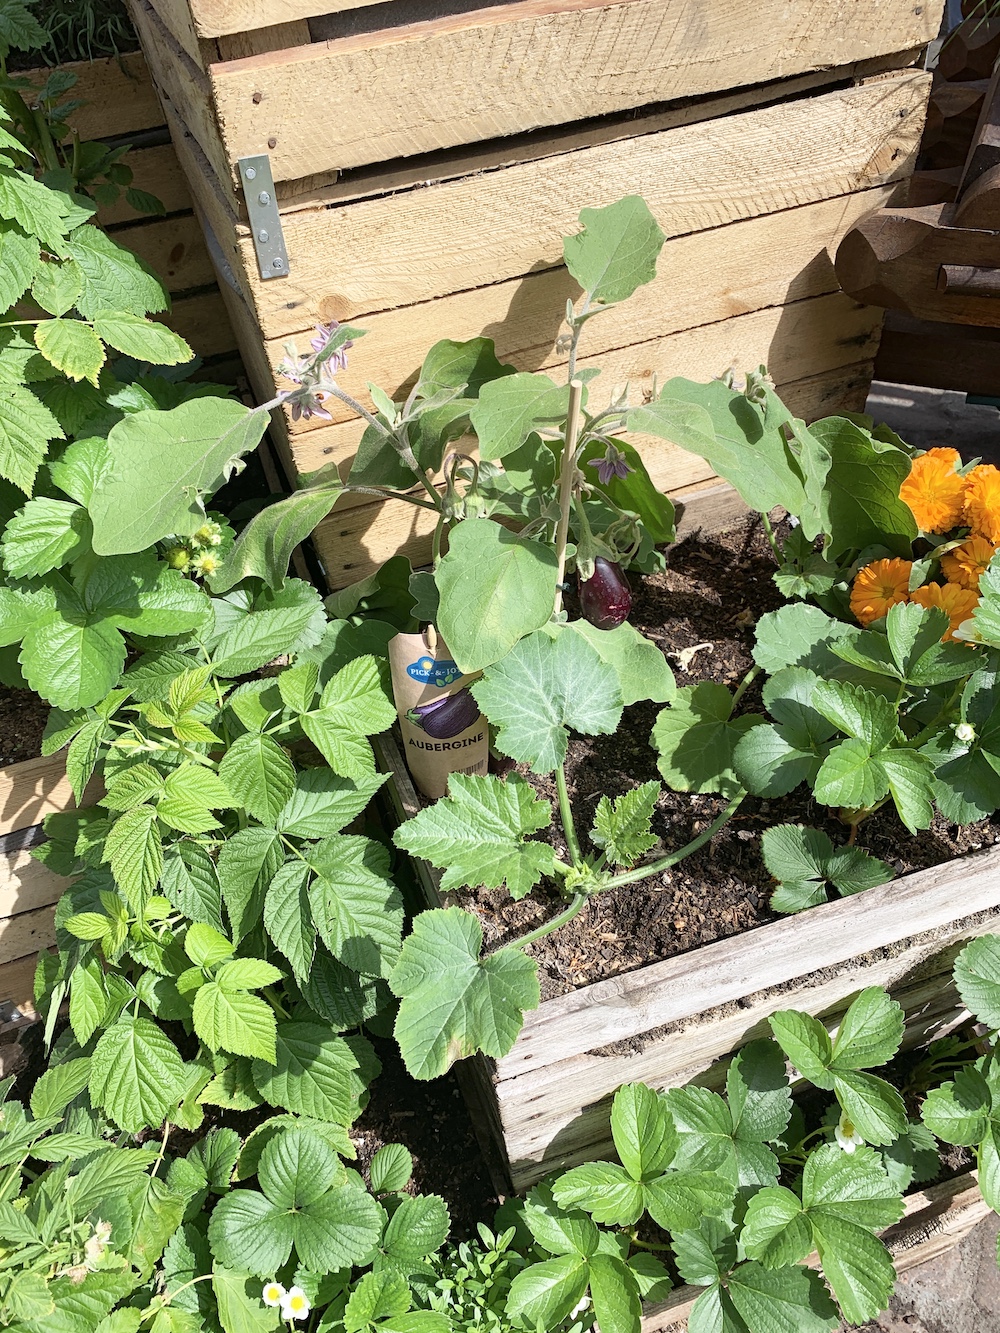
[498,944,983,1181]
[0,905,56,966]
[311,357,877,588]
[287,288,885,476]
[216,21,312,59]
[190,0,396,37]
[20,52,163,141]
[271,185,899,445]
[206,0,942,181]
[499,845,1000,1084]
[143,0,219,67]
[128,0,236,202]
[241,72,929,337]
[874,309,1000,395]
[642,1174,988,1329]
[0,954,38,1014]
[109,213,216,294]
[0,851,69,921]
[0,755,85,836]
[163,288,238,358]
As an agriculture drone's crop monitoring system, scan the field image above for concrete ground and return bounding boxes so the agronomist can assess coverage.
[845,381,1000,1331]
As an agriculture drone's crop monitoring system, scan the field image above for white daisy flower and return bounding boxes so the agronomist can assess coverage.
[262,1281,286,1308]
[280,1287,311,1322]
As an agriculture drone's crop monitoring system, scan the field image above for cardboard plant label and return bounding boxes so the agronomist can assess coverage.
[388,631,488,799]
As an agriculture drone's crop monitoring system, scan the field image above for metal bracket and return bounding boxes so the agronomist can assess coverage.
[238,154,289,280]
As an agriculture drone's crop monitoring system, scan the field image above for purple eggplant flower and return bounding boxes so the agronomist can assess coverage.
[289,389,333,422]
[310,321,353,371]
[589,443,633,486]
[407,688,479,739]
[578,557,632,630]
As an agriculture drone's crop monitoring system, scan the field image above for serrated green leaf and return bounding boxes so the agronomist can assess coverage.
[588,1253,642,1333]
[2,495,91,576]
[218,826,282,944]
[161,841,224,933]
[552,1160,645,1226]
[104,803,162,911]
[768,1010,834,1087]
[921,1066,992,1146]
[652,681,762,798]
[370,1142,413,1195]
[727,1262,838,1333]
[389,906,540,1079]
[92,309,191,364]
[30,1055,91,1119]
[393,771,555,899]
[811,1213,897,1325]
[505,1254,590,1330]
[0,382,63,493]
[31,256,82,316]
[67,224,168,318]
[954,935,1000,1028]
[832,988,904,1070]
[382,1192,450,1266]
[34,317,105,384]
[252,1023,379,1121]
[472,628,623,774]
[219,732,295,825]
[307,834,404,977]
[591,780,659,867]
[833,1069,907,1145]
[194,982,277,1061]
[276,767,387,838]
[740,1186,812,1269]
[264,861,315,982]
[89,1014,187,1132]
[752,605,852,676]
[0,220,39,313]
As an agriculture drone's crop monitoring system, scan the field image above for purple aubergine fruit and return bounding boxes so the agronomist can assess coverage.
[407,687,479,739]
[578,557,632,630]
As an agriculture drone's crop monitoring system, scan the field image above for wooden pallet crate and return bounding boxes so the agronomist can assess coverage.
[21,52,238,363]
[124,0,942,587]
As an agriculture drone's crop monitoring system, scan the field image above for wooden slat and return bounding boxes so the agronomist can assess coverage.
[216,21,312,60]
[162,288,238,358]
[110,213,217,294]
[0,954,39,1014]
[288,288,885,477]
[500,846,1000,1081]
[271,185,899,449]
[499,945,981,1183]
[205,0,942,182]
[310,357,875,588]
[642,1174,988,1330]
[0,905,56,966]
[874,310,1000,395]
[0,756,81,836]
[188,0,393,37]
[21,52,163,141]
[241,72,929,337]
[0,850,69,922]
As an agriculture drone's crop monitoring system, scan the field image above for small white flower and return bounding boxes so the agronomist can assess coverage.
[262,1281,286,1308]
[570,1295,592,1318]
[280,1287,311,1322]
[834,1114,864,1154]
[956,722,977,744]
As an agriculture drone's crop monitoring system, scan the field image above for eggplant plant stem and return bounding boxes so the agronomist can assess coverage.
[760,510,782,564]
[601,790,747,891]
[553,379,585,617]
[556,762,584,868]
[509,892,590,951]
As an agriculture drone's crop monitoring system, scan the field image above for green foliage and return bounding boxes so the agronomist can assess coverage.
[590,781,659,868]
[760,824,893,914]
[652,681,763,798]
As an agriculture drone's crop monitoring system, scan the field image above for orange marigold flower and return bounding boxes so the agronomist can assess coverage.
[850,558,913,626]
[909,581,979,642]
[940,534,999,590]
[899,447,965,534]
[963,464,1000,543]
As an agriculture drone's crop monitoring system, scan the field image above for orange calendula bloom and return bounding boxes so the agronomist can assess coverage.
[850,558,913,626]
[940,534,999,590]
[910,581,979,642]
[899,447,966,534]
[963,464,1000,543]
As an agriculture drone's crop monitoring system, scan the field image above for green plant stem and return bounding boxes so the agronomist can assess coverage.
[905,681,964,749]
[508,891,590,952]
[553,380,585,617]
[431,509,447,567]
[342,484,439,511]
[731,665,759,709]
[555,763,584,868]
[601,790,747,891]
[760,510,782,565]
[566,296,591,382]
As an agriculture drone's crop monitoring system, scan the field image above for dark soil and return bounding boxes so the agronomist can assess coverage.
[0,685,49,768]
[452,516,1000,1001]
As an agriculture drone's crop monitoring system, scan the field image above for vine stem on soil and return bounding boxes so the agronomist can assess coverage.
[555,762,584,868]
[601,790,748,891]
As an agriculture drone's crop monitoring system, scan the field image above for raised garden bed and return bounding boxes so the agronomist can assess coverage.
[381,495,1000,1192]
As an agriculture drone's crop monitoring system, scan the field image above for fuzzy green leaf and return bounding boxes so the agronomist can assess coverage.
[563,195,664,304]
[1,495,91,576]
[591,780,659,867]
[394,771,555,899]
[307,834,404,978]
[469,372,571,461]
[390,906,540,1079]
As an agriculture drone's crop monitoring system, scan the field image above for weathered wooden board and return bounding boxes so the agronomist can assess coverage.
[240,72,928,337]
[0,955,38,1016]
[642,1173,988,1330]
[204,0,941,182]
[270,185,899,448]
[182,0,394,38]
[311,356,873,588]
[21,52,163,141]
[291,288,884,478]
[0,756,80,836]
[163,289,239,359]
[0,851,69,923]
[97,143,193,225]
[109,212,217,295]
[0,905,57,967]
